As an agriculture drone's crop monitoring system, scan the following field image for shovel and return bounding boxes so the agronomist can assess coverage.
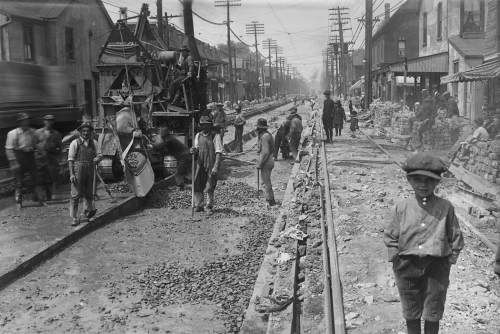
[85,164,98,219]
[95,168,118,203]
[257,168,260,198]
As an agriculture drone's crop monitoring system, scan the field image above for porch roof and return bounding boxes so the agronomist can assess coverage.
[441,57,500,84]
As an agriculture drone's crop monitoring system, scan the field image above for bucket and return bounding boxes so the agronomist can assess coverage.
[163,155,177,175]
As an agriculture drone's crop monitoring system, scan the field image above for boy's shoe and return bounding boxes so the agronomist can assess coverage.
[267,199,276,206]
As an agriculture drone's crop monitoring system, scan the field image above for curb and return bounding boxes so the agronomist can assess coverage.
[0,175,177,290]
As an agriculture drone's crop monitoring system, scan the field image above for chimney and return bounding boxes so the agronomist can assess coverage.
[385,3,390,22]
[119,7,128,20]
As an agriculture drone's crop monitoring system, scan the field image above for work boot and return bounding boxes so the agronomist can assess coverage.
[406,319,421,334]
[71,217,80,227]
[267,199,276,206]
[194,206,204,212]
[46,187,53,201]
[424,321,439,334]
[205,207,213,216]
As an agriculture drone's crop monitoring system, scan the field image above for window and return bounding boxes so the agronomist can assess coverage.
[69,84,77,107]
[437,3,443,39]
[23,25,34,61]
[423,12,428,45]
[66,27,75,61]
[462,0,484,34]
[398,39,406,57]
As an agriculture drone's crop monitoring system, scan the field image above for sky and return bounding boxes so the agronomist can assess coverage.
[102,0,405,81]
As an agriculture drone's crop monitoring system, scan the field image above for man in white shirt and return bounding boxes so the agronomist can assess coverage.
[190,116,223,215]
[67,122,102,226]
[459,118,489,160]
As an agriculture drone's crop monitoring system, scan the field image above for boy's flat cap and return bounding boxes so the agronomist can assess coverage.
[402,152,448,180]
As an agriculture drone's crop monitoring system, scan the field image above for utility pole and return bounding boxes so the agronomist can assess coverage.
[262,38,277,97]
[278,57,286,95]
[157,1,163,41]
[329,7,351,98]
[359,0,377,110]
[215,0,241,105]
[246,21,264,98]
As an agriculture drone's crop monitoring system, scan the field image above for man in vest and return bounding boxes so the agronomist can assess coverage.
[289,107,303,162]
[67,122,102,226]
[213,102,227,143]
[35,115,62,200]
[257,118,276,206]
[233,105,246,152]
[191,116,223,215]
[169,45,194,106]
[5,113,44,209]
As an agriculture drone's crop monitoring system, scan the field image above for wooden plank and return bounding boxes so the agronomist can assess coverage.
[331,157,393,164]
[456,212,497,252]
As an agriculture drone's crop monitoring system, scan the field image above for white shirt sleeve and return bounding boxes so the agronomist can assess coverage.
[214,133,223,153]
[5,130,17,150]
[67,140,78,161]
[93,139,102,156]
[194,133,200,149]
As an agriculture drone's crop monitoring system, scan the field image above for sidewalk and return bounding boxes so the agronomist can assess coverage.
[0,176,175,288]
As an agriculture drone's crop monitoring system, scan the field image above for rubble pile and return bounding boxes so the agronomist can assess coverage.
[122,213,275,334]
[413,118,453,150]
[458,139,500,183]
[147,181,258,209]
[371,101,401,127]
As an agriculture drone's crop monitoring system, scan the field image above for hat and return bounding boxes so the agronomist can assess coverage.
[424,97,433,103]
[290,107,298,114]
[217,102,224,107]
[77,122,94,132]
[199,115,213,124]
[235,105,242,111]
[350,110,357,116]
[323,90,331,95]
[17,112,30,122]
[335,100,342,105]
[402,152,448,180]
[256,118,269,129]
[44,115,55,120]
[180,45,190,52]
[443,91,450,96]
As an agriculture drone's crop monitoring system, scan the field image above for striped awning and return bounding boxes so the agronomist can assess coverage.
[391,52,449,73]
[441,57,500,83]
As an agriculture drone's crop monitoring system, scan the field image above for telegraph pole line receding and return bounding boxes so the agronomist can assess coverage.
[262,38,277,97]
[329,6,350,98]
[246,21,264,98]
[215,0,241,105]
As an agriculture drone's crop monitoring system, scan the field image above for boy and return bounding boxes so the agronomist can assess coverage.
[349,110,359,138]
[384,152,464,334]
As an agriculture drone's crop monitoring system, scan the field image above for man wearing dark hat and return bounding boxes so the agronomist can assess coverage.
[212,102,227,144]
[332,100,346,136]
[385,152,463,334]
[289,107,303,162]
[442,91,459,118]
[5,113,44,209]
[233,105,246,153]
[409,97,436,143]
[256,118,275,206]
[169,45,194,106]
[191,116,223,215]
[35,115,62,200]
[322,90,335,142]
[273,115,291,160]
[67,122,102,226]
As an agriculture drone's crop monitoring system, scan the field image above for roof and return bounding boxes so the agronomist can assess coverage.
[0,0,113,27]
[448,35,484,58]
[372,1,418,41]
[441,57,500,84]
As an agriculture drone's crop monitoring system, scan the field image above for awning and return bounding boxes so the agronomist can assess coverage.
[349,79,364,91]
[441,58,500,83]
[391,52,449,73]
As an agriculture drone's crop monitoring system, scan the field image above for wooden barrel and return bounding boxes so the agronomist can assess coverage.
[163,155,177,175]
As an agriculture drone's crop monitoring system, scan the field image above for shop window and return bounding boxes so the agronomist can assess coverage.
[23,25,35,61]
[461,0,484,34]
[398,39,406,57]
[437,3,443,39]
[423,12,427,45]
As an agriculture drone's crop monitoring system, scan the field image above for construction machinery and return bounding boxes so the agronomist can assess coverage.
[96,2,207,180]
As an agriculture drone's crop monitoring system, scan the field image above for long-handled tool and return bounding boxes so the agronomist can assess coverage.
[257,168,260,198]
[222,156,257,165]
[85,164,98,219]
[95,168,118,203]
[191,117,195,218]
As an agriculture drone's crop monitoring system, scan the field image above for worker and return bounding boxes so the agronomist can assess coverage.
[5,113,44,209]
[169,45,194,106]
[191,116,223,216]
[459,118,489,160]
[289,107,303,163]
[213,102,227,143]
[333,100,346,136]
[384,152,464,334]
[68,122,102,226]
[442,91,459,117]
[233,105,246,153]
[273,116,291,160]
[35,115,62,201]
[256,118,275,206]
[322,90,335,142]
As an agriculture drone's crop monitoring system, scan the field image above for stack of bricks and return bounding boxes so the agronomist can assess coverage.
[463,140,500,183]
[391,116,411,135]
[372,101,401,127]
[411,119,453,150]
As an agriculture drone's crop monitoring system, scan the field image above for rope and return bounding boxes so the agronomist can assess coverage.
[118,25,133,109]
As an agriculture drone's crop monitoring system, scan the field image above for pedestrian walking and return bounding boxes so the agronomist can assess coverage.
[233,106,246,153]
[213,102,227,144]
[348,99,354,113]
[333,100,346,136]
[35,115,62,201]
[322,90,335,142]
[148,126,191,189]
[289,107,303,163]
[5,113,45,209]
[68,122,102,226]
[256,118,275,206]
[191,116,223,216]
[384,152,464,334]
[349,110,359,138]
[273,116,291,160]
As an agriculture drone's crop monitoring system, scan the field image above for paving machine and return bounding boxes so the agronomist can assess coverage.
[96,2,207,181]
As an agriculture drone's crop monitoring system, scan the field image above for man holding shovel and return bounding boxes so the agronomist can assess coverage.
[67,122,102,226]
[256,118,276,206]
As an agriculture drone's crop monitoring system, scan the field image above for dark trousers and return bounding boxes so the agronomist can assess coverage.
[450,128,459,144]
[289,132,301,160]
[393,255,451,322]
[273,129,289,159]
[70,161,95,219]
[322,119,333,141]
[175,152,192,186]
[334,125,342,136]
[168,75,187,100]
[35,153,60,197]
[234,126,244,153]
[13,151,41,203]
[495,235,500,275]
